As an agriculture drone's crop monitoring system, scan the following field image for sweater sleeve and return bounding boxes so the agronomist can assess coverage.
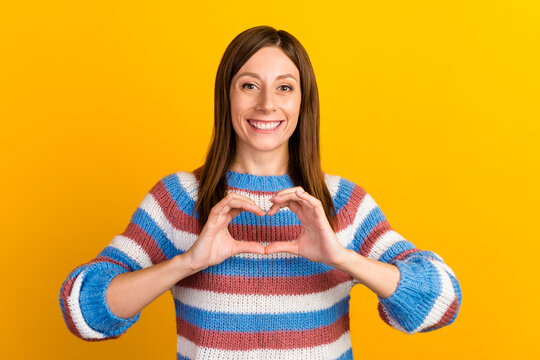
[337,178,462,334]
[58,173,182,341]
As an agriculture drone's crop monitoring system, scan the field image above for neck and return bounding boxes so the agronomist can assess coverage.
[230,142,289,176]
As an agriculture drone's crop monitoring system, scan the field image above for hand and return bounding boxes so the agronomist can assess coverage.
[264,187,348,267]
[185,192,266,271]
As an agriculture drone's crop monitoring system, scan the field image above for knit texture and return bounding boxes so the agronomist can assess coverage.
[59,169,462,359]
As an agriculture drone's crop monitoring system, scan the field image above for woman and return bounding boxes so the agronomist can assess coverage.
[59,26,462,359]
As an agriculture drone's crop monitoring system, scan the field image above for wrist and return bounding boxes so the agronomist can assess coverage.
[173,252,203,276]
[329,247,354,270]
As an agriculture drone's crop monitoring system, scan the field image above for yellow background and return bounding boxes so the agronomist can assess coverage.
[1,1,538,359]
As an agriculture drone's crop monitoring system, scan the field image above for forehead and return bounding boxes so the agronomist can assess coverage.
[234,46,299,80]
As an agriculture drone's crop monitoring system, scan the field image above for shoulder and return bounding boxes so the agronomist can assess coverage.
[323,172,368,199]
[323,172,372,213]
[155,170,199,202]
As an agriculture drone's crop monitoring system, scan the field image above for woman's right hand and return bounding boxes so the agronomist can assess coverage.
[184,192,267,272]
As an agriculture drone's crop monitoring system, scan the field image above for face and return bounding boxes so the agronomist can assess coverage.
[229,46,302,154]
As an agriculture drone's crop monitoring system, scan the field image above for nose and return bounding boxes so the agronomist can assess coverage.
[256,86,276,112]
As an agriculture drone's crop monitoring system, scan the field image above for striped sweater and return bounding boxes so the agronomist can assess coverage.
[59,169,462,359]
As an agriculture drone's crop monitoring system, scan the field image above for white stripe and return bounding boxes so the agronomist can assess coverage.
[176,171,199,201]
[139,192,174,238]
[170,226,198,253]
[171,280,354,314]
[413,258,456,333]
[324,173,342,198]
[109,235,153,268]
[378,303,411,334]
[335,192,378,249]
[225,189,287,213]
[439,261,456,278]
[366,230,407,261]
[169,172,389,261]
[176,171,342,202]
[133,191,186,257]
[177,331,353,360]
[66,269,107,339]
[231,243,300,259]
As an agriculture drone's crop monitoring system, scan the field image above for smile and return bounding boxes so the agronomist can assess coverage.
[247,119,284,133]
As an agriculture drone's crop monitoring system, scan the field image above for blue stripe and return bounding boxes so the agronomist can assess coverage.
[202,255,335,278]
[163,173,198,219]
[422,250,444,262]
[131,208,177,259]
[97,246,143,271]
[175,295,351,332]
[335,348,354,360]
[226,170,294,192]
[177,346,353,359]
[447,267,462,325]
[232,208,301,226]
[58,265,88,318]
[176,348,354,360]
[379,240,416,263]
[351,206,386,250]
[333,177,355,213]
[404,257,442,331]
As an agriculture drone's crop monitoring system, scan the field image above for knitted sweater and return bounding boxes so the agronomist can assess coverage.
[59,169,462,359]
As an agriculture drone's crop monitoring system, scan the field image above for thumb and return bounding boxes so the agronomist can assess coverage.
[233,240,266,255]
[264,241,298,255]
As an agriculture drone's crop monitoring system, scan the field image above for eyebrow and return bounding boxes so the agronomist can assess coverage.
[236,72,298,82]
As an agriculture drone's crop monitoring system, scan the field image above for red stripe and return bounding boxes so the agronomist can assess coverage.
[229,223,302,242]
[60,275,83,339]
[334,185,367,232]
[152,180,199,233]
[177,268,355,296]
[121,222,166,265]
[377,302,392,328]
[86,256,131,271]
[392,248,421,262]
[228,186,282,196]
[423,296,460,331]
[359,219,393,256]
[176,312,350,350]
[60,268,123,341]
[170,196,199,234]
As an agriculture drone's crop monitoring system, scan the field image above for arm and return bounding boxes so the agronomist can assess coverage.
[58,173,190,340]
[333,249,401,299]
[336,178,462,334]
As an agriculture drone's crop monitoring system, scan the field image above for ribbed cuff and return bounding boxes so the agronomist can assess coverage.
[78,263,141,336]
[377,257,441,332]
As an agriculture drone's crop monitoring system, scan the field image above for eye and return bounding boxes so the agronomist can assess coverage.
[241,83,257,90]
[279,85,293,92]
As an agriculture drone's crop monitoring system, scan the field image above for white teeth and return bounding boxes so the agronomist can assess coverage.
[248,120,282,130]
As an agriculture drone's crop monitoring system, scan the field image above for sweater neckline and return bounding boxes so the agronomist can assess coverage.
[225,169,294,192]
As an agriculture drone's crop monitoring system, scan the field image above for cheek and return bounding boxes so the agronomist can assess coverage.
[230,96,251,118]
[285,94,302,113]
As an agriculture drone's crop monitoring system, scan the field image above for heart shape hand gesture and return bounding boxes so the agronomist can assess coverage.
[264,187,348,267]
[184,189,348,272]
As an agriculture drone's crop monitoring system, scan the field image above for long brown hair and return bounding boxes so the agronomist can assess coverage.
[192,25,337,232]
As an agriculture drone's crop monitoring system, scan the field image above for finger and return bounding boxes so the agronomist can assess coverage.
[267,192,311,215]
[227,192,266,214]
[270,187,305,201]
[227,208,243,220]
[233,240,266,256]
[295,189,322,209]
[264,241,299,255]
[221,198,266,216]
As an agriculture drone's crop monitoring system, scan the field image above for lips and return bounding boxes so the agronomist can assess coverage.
[246,119,284,132]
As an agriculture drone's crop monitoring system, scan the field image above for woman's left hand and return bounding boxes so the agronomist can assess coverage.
[264,187,349,267]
